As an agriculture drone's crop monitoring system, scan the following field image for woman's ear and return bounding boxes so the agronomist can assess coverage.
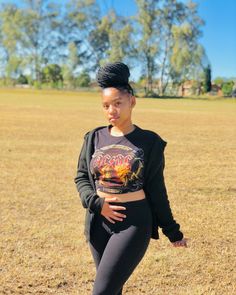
[130,95,136,108]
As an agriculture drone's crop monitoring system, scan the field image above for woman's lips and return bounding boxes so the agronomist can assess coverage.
[109,116,119,121]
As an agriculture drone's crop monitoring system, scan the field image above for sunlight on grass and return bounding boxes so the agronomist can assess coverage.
[0,89,235,294]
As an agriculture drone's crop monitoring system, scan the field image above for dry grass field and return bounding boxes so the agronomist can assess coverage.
[0,89,235,295]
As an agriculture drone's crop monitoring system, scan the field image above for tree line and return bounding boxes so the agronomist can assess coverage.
[0,0,216,96]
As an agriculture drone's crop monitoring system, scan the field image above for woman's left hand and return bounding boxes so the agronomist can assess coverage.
[172,238,188,248]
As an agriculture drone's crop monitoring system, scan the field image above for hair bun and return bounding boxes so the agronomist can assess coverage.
[96,62,130,88]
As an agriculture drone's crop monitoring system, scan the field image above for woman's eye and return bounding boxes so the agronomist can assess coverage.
[103,105,109,109]
[115,102,121,107]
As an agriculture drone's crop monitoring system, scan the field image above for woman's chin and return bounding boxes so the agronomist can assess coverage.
[109,118,119,125]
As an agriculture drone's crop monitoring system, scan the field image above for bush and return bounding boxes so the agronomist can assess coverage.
[17,74,28,84]
[75,71,91,87]
[42,64,63,87]
[222,81,234,96]
[33,81,42,89]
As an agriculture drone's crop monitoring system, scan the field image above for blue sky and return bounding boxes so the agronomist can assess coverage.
[1,0,235,79]
[98,0,236,80]
[193,0,236,79]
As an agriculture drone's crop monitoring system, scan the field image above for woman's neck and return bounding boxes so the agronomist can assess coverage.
[109,123,135,136]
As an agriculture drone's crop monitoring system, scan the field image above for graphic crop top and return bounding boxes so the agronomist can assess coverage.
[90,125,145,194]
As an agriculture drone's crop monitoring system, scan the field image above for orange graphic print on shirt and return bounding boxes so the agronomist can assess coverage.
[90,144,144,194]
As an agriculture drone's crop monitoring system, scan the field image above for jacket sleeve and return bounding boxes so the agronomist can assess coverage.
[144,137,183,242]
[74,132,105,214]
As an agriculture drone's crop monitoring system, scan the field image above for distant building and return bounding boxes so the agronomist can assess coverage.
[178,80,200,96]
[211,84,223,96]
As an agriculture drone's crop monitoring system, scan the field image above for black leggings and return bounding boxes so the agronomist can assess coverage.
[88,198,152,295]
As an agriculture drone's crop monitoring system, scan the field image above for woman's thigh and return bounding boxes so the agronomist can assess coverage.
[88,217,111,270]
[92,221,152,295]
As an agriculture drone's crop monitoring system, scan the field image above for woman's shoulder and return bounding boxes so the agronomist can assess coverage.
[83,125,106,139]
[136,125,167,147]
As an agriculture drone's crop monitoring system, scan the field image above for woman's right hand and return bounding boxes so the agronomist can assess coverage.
[101,197,127,223]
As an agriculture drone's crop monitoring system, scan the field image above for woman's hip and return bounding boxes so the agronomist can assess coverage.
[100,198,152,232]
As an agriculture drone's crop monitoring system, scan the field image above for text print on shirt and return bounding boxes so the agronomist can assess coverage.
[90,144,144,194]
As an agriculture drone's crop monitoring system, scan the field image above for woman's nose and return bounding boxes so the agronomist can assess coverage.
[108,105,116,114]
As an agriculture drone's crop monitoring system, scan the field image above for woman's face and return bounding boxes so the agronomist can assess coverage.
[102,87,136,127]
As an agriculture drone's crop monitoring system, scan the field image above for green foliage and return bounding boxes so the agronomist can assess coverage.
[26,75,34,86]
[171,24,192,72]
[213,77,224,87]
[75,71,91,87]
[107,12,133,63]
[42,64,63,87]
[0,0,221,96]
[67,42,80,73]
[0,1,61,84]
[135,0,205,96]
[0,4,22,54]
[17,74,28,84]
[170,22,204,86]
[135,0,159,95]
[5,55,21,79]
[202,64,212,93]
[222,81,234,96]
[33,80,42,89]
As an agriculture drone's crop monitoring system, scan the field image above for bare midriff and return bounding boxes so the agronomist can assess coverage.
[97,189,146,202]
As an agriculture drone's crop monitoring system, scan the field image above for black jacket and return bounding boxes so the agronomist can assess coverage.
[74,125,183,243]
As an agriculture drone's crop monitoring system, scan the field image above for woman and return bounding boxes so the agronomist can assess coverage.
[74,62,187,295]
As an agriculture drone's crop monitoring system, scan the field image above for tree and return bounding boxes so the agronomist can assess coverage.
[104,11,132,64]
[66,1,132,71]
[61,41,83,88]
[18,0,61,84]
[42,64,63,87]
[169,1,205,94]
[17,74,28,84]
[65,0,102,71]
[135,0,160,96]
[0,0,207,93]
[213,77,224,87]
[87,13,111,67]
[0,4,23,82]
[202,64,212,93]
[75,71,90,87]
[158,0,187,95]
[134,0,205,96]
[222,81,234,96]
[0,0,62,85]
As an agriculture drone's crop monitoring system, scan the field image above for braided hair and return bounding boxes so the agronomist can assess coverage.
[96,62,134,95]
